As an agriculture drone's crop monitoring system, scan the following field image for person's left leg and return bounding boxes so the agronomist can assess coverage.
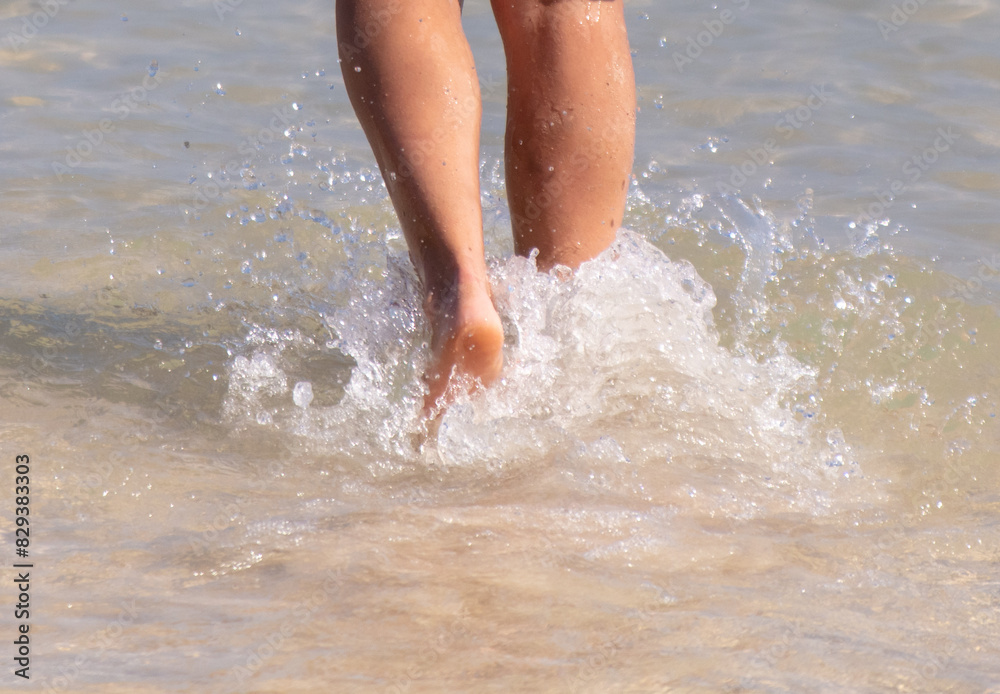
[490,0,636,271]
[337,0,503,411]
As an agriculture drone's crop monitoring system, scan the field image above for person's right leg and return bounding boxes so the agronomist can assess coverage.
[337,0,503,410]
[490,0,636,271]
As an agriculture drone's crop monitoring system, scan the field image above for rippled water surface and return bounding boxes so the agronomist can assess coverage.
[2,0,999,692]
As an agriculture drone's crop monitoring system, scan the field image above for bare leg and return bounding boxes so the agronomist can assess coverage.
[337,0,503,410]
[491,0,636,271]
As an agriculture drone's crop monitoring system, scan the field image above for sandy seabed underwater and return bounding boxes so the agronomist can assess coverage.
[1,0,999,692]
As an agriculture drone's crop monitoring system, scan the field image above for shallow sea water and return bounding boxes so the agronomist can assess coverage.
[1,0,999,692]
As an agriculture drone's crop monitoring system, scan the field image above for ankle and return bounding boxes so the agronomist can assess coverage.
[422,265,490,314]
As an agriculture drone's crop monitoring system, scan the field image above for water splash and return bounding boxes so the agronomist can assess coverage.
[224,229,856,517]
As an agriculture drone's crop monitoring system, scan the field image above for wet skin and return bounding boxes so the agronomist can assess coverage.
[337,0,635,412]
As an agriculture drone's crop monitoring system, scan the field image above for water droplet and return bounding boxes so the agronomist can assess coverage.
[153,339,163,350]
[354,66,362,73]
[215,83,226,96]
[293,382,314,408]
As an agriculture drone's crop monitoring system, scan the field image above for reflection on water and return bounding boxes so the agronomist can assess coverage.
[1,0,999,691]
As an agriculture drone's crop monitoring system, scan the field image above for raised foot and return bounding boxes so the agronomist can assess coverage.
[422,282,504,414]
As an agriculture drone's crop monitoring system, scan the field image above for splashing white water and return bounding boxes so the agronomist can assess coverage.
[226,229,861,517]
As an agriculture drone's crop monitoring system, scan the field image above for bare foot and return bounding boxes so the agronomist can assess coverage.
[422,279,504,414]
